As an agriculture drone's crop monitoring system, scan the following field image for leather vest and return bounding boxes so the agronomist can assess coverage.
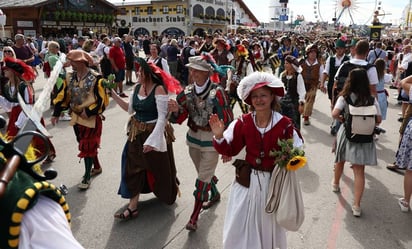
[211,49,230,65]
[301,61,321,90]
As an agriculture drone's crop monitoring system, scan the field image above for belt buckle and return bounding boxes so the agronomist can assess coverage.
[138,121,146,131]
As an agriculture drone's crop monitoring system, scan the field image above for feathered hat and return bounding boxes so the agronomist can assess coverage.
[335,36,347,48]
[237,71,285,105]
[195,52,234,83]
[134,57,182,95]
[236,44,249,57]
[1,57,36,81]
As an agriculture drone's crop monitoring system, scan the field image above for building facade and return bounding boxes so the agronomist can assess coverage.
[0,0,117,39]
[115,0,259,37]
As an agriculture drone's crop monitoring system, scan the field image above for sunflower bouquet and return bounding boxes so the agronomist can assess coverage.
[269,138,306,171]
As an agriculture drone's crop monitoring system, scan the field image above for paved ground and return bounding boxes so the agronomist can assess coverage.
[14,68,412,249]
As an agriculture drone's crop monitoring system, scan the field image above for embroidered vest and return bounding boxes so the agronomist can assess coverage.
[67,70,99,114]
[184,82,220,127]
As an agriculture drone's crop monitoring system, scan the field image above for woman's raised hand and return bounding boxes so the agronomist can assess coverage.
[208,114,224,139]
[168,99,179,113]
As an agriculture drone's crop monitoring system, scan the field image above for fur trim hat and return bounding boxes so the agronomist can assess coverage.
[1,57,36,81]
[66,50,94,66]
[185,56,214,72]
[237,71,285,105]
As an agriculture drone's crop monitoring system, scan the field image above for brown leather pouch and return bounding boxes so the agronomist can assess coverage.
[233,159,252,188]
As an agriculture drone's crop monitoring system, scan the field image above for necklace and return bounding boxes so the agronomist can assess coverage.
[142,83,153,96]
[255,111,273,165]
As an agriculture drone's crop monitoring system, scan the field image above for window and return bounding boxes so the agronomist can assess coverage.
[176,5,183,14]
[163,6,169,14]
[135,7,140,15]
[147,6,153,15]
[193,4,204,17]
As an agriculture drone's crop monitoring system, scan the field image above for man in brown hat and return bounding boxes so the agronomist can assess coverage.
[168,56,233,231]
[301,44,324,125]
[210,37,234,88]
[51,50,109,190]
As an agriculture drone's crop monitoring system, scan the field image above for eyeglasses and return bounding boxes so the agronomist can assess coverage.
[3,50,13,53]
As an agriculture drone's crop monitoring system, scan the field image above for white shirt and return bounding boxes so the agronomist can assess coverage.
[19,196,84,249]
[334,58,379,86]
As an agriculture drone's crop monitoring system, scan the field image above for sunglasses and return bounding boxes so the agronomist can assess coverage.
[3,50,13,53]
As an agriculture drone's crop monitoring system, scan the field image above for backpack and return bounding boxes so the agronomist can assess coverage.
[336,62,375,91]
[100,48,112,78]
[344,96,377,143]
[180,46,191,65]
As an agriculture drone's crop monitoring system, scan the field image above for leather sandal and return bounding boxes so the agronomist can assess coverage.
[202,193,221,209]
[114,207,139,220]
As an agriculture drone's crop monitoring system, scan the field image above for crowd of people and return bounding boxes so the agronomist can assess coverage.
[0,30,412,249]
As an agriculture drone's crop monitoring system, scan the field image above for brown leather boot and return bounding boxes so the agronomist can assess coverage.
[202,193,220,209]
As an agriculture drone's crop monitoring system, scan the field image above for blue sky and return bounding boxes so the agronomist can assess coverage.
[111,0,408,25]
[243,0,408,25]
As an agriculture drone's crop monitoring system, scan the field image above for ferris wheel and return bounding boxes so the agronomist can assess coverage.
[313,0,382,26]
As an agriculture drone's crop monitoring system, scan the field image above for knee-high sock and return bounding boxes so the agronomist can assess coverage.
[93,156,101,170]
[210,176,219,200]
[189,200,203,225]
[84,157,93,180]
[189,179,211,224]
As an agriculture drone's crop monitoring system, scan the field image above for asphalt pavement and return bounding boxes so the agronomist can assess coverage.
[19,68,412,249]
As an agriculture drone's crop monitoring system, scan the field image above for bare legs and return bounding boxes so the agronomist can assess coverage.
[333,162,366,213]
[333,161,345,188]
[403,170,412,204]
[352,164,365,208]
